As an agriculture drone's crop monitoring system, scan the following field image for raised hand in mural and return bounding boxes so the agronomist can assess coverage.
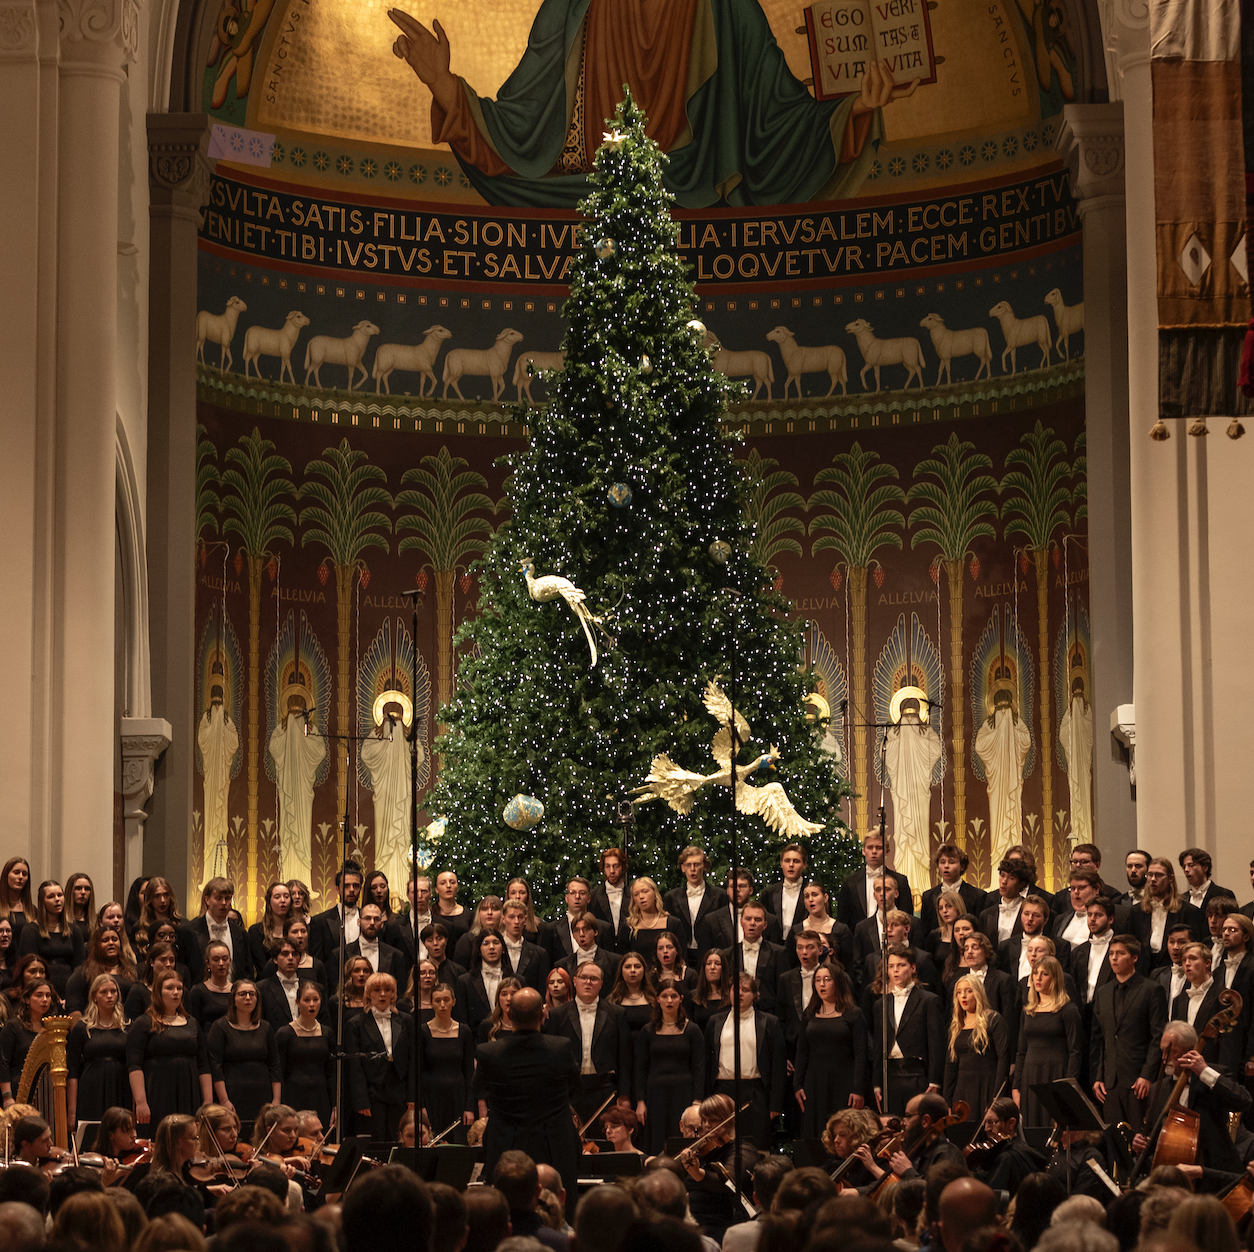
[388,11,459,114]
[850,59,920,117]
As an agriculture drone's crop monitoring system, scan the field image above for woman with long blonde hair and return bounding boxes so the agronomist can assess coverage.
[927,889,967,967]
[67,973,130,1124]
[944,975,1009,1115]
[624,877,682,965]
[1013,955,1082,1130]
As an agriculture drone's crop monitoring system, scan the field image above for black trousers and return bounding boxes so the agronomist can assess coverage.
[575,1073,617,1128]
[365,1097,405,1140]
[714,1078,770,1149]
[879,1058,928,1116]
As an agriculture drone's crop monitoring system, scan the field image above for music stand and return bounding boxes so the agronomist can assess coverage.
[318,1135,371,1194]
[576,1152,644,1181]
[411,1144,478,1191]
[1029,1078,1107,1195]
[789,1139,827,1168]
[73,1122,99,1154]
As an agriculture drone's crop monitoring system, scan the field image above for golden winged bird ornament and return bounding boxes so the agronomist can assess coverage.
[631,680,824,839]
[520,560,601,666]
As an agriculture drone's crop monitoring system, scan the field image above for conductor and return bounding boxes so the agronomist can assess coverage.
[475,987,581,1219]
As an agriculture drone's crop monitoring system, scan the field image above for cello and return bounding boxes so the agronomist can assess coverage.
[1129,988,1242,1182]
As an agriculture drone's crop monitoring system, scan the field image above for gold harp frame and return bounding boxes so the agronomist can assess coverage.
[17,1015,71,1149]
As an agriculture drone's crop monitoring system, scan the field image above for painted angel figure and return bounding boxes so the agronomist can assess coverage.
[974,685,1033,867]
[883,696,942,894]
[197,667,239,860]
[269,680,327,883]
[360,692,424,901]
[1058,674,1093,845]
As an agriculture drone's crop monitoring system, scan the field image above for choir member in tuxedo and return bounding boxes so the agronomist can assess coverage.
[997,895,1068,982]
[1070,899,1119,1039]
[1171,942,1243,1071]
[1088,935,1167,1133]
[1050,868,1115,949]
[346,971,416,1140]
[1205,897,1240,968]
[477,988,581,1220]
[420,923,466,990]
[977,858,1033,946]
[1012,956,1083,1130]
[698,869,783,952]
[1179,847,1239,914]
[455,929,509,1034]
[943,976,1009,1116]
[1242,859,1254,921]
[589,847,631,954]
[451,896,504,967]
[662,845,722,960]
[722,901,785,1015]
[557,913,619,995]
[1117,850,1151,911]
[503,877,544,942]
[326,903,409,988]
[396,873,430,967]
[1132,1020,1251,1172]
[955,933,1016,1047]
[17,879,85,998]
[176,877,249,985]
[853,878,923,976]
[777,930,825,1064]
[542,877,614,966]
[862,910,941,1006]
[500,900,550,991]
[257,938,304,1028]
[978,845,1054,914]
[786,881,853,972]
[837,831,913,930]
[869,944,944,1116]
[920,844,985,938]
[544,959,633,1123]
[1130,858,1207,969]
[1154,921,1194,1007]
[1069,844,1124,904]
[793,963,867,1139]
[703,971,786,1148]
[1214,911,1254,1068]
[761,843,810,948]
[308,860,364,963]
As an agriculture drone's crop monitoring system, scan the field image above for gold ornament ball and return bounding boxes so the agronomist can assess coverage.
[596,238,616,259]
[640,354,652,374]
[709,539,731,564]
[687,319,706,335]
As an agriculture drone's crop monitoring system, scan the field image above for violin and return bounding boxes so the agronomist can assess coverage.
[830,1122,902,1186]
[117,1140,153,1167]
[962,1127,1014,1170]
[868,1101,969,1200]
[185,1152,253,1187]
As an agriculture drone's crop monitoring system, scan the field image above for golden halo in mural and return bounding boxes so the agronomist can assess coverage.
[804,693,830,723]
[890,685,932,725]
[373,688,414,729]
[280,682,312,712]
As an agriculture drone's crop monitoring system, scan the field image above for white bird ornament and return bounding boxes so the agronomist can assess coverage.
[631,680,824,839]
[519,559,601,666]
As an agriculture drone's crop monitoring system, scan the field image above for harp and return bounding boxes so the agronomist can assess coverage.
[16,1016,71,1149]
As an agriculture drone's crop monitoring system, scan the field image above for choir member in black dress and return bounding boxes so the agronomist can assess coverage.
[123,875,148,942]
[479,977,524,1044]
[926,889,968,967]
[794,963,868,1137]
[67,973,131,1124]
[207,979,282,1121]
[820,1107,882,1189]
[186,941,235,1032]
[940,917,979,997]
[625,877,685,966]
[3,953,58,1018]
[285,879,313,928]
[125,940,185,1018]
[651,932,697,997]
[558,912,619,991]
[65,926,136,1019]
[332,955,372,1034]
[544,968,573,1018]
[420,982,475,1142]
[96,900,141,968]
[364,870,406,950]
[633,975,704,1154]
[276,980,336,1126]
[688,949,731,1033]
[943,976,1010,1116]
[0,978,55,1107]
[347,972,416,1139]
[248,882,293,979]
[606,951,656,1045]
[17,879,85,997]
[270,915,329,991]
[422,924,465,991]
[1013,955,1084,1130]
[134,877,184,963]
[678,1092,758,1243]
[452,896,504,968]
[0,917,17,992]
[413,958,437,1021]
[126,967,213,1130]
[0,856,33,932]
[64,873,96,945]
[433,869,469,947]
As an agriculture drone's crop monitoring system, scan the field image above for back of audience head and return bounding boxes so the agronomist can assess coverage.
[573,1184,636,1252]
[464,1186,511,1252]
[616,1215,703,1252]
[938,1177,997,1252]
[770,1165,837,1214]
[1164,1194,1239,1252]
[632,1167,689,1221]
[0,1163,50,1215]
[812,1194,893,1241]
[492,1150,540,1213]
[427,1181,469,1252]
[750,1155,793,1212]
[892,1177,925,1244]
[1050,1196,1107,1228]
[924,1159,971,1227]
[132,1212,208,1252]
[0,1201,47,1252]
[1139,1187,1192,1239]
[1007,1173,1066,1250]
[1033,1221,1118,1252]
[341,1165,432,1252]
[1103,1190,1147,1252]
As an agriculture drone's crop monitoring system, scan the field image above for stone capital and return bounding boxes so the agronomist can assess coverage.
[121,716,172,816]
[1098,0,1150,92]
[0,0,39,58]
[1055,103,1125,203]
[1110,704,1136,788]
[57,0,139,69]
[148,112,215,221]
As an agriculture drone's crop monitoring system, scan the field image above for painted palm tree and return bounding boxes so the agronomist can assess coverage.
[300,439,394,840]
[906,433,999,880]
[1072,430,1087,528]
[808,443,906,833]
[738,448,806,579]
[219,428,297,915]
[196,424,220,558]
[395,446,501,712]
[1000,420,1071,884]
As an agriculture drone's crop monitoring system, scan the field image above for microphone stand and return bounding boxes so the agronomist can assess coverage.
[400,587,425,1166]
[723,588,744,1194]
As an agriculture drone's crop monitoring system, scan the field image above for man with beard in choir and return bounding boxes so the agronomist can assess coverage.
[1058,670,1094,846]
[269,676,327,883]
[974,681,1032,869]
[883,693,942,898]
[198,659,238,859]
[360,691,421,898]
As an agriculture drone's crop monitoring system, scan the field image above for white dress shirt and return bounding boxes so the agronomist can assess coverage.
[686,885,706,948]
[967,964,988,987]
[1212,941,1226,969]
[1184,976,1214,1026]
[605,884,624,930]
[780,882,803,931]
[503,935,524,969]
[359,937,380,973]
[371,1008,394,1059]
[1149,900,1168,953]
[997,896,1024,944]
[719,1009,759,1079]
[866,873,883,921]
[889,986,911,1058]
[278,973,300,1018]
[338,905,361,945]
[481,963,502,1010]
[799,967,815,1010]
[1188,884,1210,910]
[1170,1063,1220,1108]
[1223,950,1247,990]
[742,940,762,978]
[1168,965,1187,1004]
[412,912,431,962]
[208,918,234,960]
[1017,945,1032,981]
[1060,908,1090,949]
[1125,887,1144,907]
[577,998,599,1074]
[1086,930,1113,1002]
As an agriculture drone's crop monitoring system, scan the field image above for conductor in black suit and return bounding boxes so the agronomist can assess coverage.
[545,959,632,1123]
[1089,935,1168,1133]
[870,944,944,1115]
[838,831,912,929]
[476,987,581,1221]
[760,844,810,944]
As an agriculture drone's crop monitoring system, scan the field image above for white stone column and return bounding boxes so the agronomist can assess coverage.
[120,716,171,889]
[52,0,138,887]
[1055,104,1138,860]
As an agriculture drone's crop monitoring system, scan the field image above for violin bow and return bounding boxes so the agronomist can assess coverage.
[576,1091,619,1140]
[427,1116,464,1148]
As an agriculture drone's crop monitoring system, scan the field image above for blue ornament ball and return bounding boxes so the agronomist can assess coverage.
[503,793,545,830]
[607,482,633,508]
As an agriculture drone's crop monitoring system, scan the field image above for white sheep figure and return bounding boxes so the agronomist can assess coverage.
[196,296,247,374]
[303,321,381,392]
[243,311,310,384]
[512,350,567,403]
[765,326,847,398]
[988,301,1051,375]
[919,313,992,386]
[702,330,774,400]
[442,328,524,401]
[1044,289,1085,360]
[373,325,452,396]
[845,319,926,392]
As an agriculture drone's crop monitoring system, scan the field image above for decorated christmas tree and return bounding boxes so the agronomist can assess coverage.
[430,94,857,909]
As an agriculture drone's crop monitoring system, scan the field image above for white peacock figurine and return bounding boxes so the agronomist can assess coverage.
[519,559,601,666]
[631,679,824,838]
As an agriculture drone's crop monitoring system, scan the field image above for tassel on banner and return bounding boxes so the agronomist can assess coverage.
[1187,417,1209,436]
[1150,419,1171,441]
[1228,418,1245,439]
